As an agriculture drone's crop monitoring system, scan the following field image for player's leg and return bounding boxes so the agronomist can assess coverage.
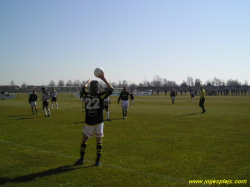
[56,101,58,109]
[95,123,104,166]
[75,133,89,166]
[199,98,206,113]
[95,137,102,166]
[31,105,35,115]
[124,101,129,118]
[51,101,53,109]
[46,106,51,117]
[122,102,125,118]
[47,103,51,116]
[105,108,110,120]
[43,102,48,117]
[35,105,38,115]
[75,125,92,166]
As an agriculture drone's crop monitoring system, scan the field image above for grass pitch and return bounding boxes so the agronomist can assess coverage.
[0,93,249,187]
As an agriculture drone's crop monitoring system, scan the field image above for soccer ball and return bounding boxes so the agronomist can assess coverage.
[94,68,104,78]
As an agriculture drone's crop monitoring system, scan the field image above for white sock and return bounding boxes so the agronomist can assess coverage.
[106,111,109,119]
[52,104,53,109]
[56,103,58,109]
[44,109,47,115]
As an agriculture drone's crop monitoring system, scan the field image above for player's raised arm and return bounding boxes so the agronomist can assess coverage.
[84,79,91,87]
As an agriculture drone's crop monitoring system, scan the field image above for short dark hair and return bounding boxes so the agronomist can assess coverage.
[90,81,99,93]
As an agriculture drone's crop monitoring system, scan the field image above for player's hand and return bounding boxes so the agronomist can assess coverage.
[98,73,105,80]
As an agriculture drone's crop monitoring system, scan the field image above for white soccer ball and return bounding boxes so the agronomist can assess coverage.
[94,68,104,78]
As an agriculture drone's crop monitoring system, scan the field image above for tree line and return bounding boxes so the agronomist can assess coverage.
[17,76,248,90]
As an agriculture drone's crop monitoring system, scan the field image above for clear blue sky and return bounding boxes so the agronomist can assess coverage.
[1,0,249,86]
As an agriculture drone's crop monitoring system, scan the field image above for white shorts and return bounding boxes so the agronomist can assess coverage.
[30,102,37,106]
[82,123,104,138]
[81,98,84,102]
[171,97,175,100]
[121,100,129,109]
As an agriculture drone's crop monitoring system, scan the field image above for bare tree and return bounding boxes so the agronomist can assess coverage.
[21,82,27,91]
[57,80,65,86]
[48,80,56,86]
[122,80,128,87]
[10,80,15,86]
[66,80,73,86]
[186,76,191,87]
[227,79,241,87]
[194,79,201,88]
[180,81,188,89]
[74,79,81,87]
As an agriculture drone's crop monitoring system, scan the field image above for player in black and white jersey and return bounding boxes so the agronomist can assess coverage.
[103,88,111,121]
[190,89,195,102]
[50,89,58,109]
[29,90,39,115]
[118,86,131,119]
[74,74,113,167]
[42,87,51,117]
[170,89,176,104]
[80,87,85,109]
[130,89,135,105]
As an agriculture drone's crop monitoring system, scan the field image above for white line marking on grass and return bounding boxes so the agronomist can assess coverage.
[0,139,208,187]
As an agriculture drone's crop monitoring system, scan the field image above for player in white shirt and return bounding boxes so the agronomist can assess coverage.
[191,89,195,102]
[50,89,58,109]
[42,87,51,117]
[103,88,111,121]
[130,89,135,105]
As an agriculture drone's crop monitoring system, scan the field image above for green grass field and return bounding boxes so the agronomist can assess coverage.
[0,93,249,187]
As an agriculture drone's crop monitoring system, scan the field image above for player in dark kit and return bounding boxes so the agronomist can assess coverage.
[74,75,113,167]
[170,90,176,104]
[118,86,130,119]
[42,87,51,117]
[29,90,39,115]
[103,88,111,121]
[50,89,58,109]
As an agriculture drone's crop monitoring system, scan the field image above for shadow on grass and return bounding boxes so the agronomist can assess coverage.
[181,113,201,116]
[7,115,30,117]
[104,118,123,121]
[0,164,93,185]
[74,118,122,124]
[74,121,85,124]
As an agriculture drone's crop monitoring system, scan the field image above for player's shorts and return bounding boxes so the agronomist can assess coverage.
[103,105,109,111]
[130,95,134,100]
[82,123,104,138]
[43,100,49,107]
[171,96,175,100]
[81,98,84,102]
[30,102,37,107]
[191,94,194,97]
[52,97,57,102]
[121,100,129,109]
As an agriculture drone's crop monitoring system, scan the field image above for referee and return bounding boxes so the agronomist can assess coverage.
[199,86,206,113]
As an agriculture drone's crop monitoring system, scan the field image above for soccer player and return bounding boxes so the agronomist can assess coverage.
[118,86,130,119]
[50,89,58,109]
[190,89,195,102]
[199,86,206,113]
[79,87,85,109]
[74,75,113,167]
[42,87,51,117]
[103,88,111,121]
[29,90,39,115]
[130,89,135,105]
[170,89,176,104]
